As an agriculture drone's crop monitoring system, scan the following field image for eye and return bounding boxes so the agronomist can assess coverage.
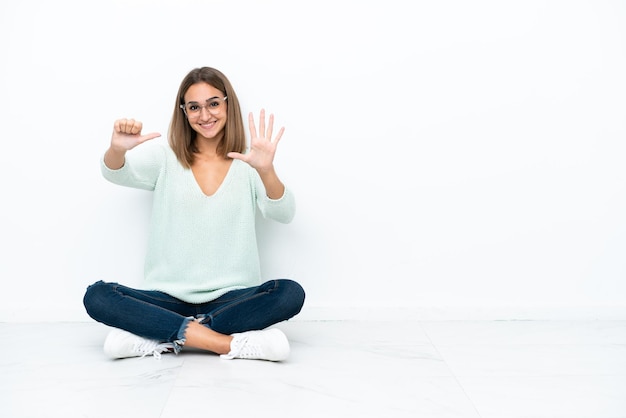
[208,99,221,108]
[187,104,200,112]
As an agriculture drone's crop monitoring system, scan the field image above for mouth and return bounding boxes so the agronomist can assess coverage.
[198,120,217,129]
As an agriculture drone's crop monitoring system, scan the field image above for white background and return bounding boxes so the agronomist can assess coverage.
[1,0,625,321]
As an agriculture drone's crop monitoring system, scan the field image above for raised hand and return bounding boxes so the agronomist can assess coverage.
[111,118,161,152]
[104,118,161,170]
[227,109,284,172]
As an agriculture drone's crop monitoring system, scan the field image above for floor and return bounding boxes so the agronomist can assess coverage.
[1,320,625,418]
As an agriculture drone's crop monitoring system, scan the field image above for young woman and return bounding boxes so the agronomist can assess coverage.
[83,67,305,361]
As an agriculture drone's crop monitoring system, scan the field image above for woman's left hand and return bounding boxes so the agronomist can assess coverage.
[228,109,284,172]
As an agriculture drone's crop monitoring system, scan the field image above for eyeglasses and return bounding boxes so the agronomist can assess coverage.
[180,96,228,117]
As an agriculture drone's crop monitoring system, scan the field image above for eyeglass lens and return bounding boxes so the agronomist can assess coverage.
[183,96,227,116]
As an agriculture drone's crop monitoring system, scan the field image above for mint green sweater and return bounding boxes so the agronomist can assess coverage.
[101,140,295,304]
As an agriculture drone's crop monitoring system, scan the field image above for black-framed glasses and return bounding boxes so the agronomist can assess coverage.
[180,96,228,118]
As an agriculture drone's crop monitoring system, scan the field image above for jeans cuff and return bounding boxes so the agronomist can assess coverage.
[173,316,194,354]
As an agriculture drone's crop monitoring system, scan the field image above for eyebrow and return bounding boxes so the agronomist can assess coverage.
[186,96,220,104]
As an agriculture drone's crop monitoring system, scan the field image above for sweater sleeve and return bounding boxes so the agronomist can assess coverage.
[252,167,296,224]
[100,141,167,191]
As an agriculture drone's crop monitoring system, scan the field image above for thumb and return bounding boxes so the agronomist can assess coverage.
[227,151,246,161]
[139,132,161,144]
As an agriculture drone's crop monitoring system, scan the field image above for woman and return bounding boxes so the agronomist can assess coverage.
[83,67,305,361]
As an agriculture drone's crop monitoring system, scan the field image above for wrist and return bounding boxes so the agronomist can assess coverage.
[255,165,276,176]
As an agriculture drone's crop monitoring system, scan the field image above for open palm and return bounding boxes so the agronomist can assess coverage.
[228,109,284,172]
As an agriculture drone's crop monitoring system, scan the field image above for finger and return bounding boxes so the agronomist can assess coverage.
[122,119,136,133]
[273,126,285,145]
[114,118,129,133]
[130,120,143,135]
[248,112,257,139]
[115,118,140,134]
[259,109,266,137]
[266,113,274,141]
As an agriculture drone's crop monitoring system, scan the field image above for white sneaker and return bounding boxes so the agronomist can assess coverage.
[220,328,290,361]
[103,329,174,360]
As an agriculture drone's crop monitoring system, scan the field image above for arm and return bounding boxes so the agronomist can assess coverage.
[256,166,285,200]
[104,147,127,170]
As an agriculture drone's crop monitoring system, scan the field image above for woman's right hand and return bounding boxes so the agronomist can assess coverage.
[104,119,161,170]
[111,118,161,152]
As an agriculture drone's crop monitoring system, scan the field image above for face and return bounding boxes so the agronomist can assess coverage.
[182,82,228,141]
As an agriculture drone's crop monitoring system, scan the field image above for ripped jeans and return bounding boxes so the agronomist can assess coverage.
[83,279,305,352]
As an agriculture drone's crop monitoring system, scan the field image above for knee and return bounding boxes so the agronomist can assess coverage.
[278,279,305,316]
[83,280,114,320]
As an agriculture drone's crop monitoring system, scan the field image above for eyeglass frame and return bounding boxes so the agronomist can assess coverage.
[179,96,228,118]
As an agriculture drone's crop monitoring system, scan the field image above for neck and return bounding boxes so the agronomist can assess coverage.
[195,136,221,156]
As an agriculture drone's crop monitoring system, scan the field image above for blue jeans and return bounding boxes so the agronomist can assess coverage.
[83,279,305,351]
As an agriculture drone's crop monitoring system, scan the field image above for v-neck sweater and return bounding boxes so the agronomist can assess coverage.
[100,140,296,304]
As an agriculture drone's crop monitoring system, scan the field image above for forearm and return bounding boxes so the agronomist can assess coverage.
[104,147,127,170]
[257,166,285,199]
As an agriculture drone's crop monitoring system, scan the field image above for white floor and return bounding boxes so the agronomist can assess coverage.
[2,320,626,418]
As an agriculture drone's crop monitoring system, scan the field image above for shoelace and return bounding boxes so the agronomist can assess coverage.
[134,340,173,360]
[221,335,263,360]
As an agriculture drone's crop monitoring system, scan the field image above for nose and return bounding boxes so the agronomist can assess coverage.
[198,105,213,119]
